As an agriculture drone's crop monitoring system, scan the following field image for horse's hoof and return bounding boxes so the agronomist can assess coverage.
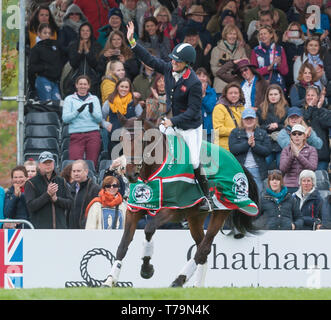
[140,263,154,279]
[170,275,186,288]
[102,276,116,288]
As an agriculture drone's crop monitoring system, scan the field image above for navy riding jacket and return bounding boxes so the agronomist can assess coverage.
[131,43,202,130]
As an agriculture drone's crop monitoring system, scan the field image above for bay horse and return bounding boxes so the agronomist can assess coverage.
[103,112,259,288]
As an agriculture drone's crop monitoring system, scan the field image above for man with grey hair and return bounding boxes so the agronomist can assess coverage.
[68,159,100,228]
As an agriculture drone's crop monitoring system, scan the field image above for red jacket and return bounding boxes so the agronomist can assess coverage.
[74,0,118,38]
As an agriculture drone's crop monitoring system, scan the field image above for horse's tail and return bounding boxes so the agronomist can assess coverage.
[230,166,260,236]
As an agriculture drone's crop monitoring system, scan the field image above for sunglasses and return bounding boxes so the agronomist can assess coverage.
[104,184,119,189]
[268,169,282,175]
[291,131,304,136]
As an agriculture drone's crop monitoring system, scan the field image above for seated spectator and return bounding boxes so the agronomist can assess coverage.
[258,169,303,230]
[279,124,318,193]
[28,23,63,101]
[302,85,331,170]
[138,16,171,62]
[183,29,211,75]
[64,22,102,97]
[293,169,323,230]
[4,166,30,229]
[133,49,158,101]
[100,60,126,105]
[24,159,38,180]
[25,151,72,229]
[257,84,289,168]
[210,24,247,95]
[49,0,72,28]
[196,67,217,142]
[293,36,327,90]
[229,107,271,193]
[282,22,305,88]
[73,0,118,39]
[216,58,268,109]
[136,0,162,36]
[0,186,4,228]
[250,25,289,91]
[244,0,288,33]
[247,9,283,49]
[68,160,100,229]
[26,5,59,51]
[320,193,331,229]
[57,3,87,63]
[97,8,127,49]
[289,61,318,108]
[97,30,139,82]
[85,175,123,229]
[60,162,74,187]
[212,82,245,150]
[102,78,143,159]
[62,75,103,168]
[154,5,178,49]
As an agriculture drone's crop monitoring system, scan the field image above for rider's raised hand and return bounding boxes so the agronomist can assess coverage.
[127,21,135,43]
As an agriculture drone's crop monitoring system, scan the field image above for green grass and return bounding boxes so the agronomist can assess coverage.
[0,287,330,300]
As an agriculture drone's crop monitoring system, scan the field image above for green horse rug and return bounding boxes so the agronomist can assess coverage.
[127,134,259,217]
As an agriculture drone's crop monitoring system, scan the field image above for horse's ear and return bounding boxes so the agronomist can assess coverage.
[117,112,127,126]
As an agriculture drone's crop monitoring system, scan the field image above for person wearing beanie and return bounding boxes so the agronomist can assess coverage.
[293,169,323,230]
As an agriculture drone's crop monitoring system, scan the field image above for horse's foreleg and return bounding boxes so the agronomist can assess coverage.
[103,210,143,287]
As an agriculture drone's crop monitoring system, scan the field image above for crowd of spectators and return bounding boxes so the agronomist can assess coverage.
[0,0,331,231]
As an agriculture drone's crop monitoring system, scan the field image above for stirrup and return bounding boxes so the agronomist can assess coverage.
[199,197,213,212]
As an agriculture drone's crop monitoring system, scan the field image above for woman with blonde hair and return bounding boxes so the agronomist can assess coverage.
[257,84,289,168]
[250,25,288,91]
[210,24,247,95]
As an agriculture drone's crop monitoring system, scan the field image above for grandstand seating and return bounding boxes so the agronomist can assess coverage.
[25,124,60,140]
[25,112,61,128]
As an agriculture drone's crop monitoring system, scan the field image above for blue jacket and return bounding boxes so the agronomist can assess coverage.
[62,92,102,134]
[132,42,202,130]
[4,186,30,221]
[201,85,217,134]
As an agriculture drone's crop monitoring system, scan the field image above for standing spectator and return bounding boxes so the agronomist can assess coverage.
[257,84,289,168]
[244,0,288,33]
[24,159,38,180]
[68,160,100,229]
[97,8,127,49]
[25,152,72,229]
[100,60,126,105]
[210,24,247,95]
[289,61,318,108]
[65,22,102,96]
[0,186,4,228]
[302,86,331,170]
[85,175,123,229]
[229,107,271,193]
[293,36,327,90]
[293,170,323,230]
[62,75,103,168]
[4,166,30,228]
[28,23,63,101]
[49,0,72,27]
[97,30,139,82]
[196,67,217,142]
[73,0,118,39]
[279,124,318,193]
[282,22,305,88]
[26,5,59,51]
[136,0,162,36]
[138,16,171,62]
[250,25,289,91]
[102,78,143,158]
[57,3,87,63]
[258,169,303,230]
[277,106,323,151]
[212,82,245,150]
[216,59,268,109]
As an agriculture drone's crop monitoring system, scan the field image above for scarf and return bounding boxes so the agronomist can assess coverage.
[109,92,133,114]
[287,38,304,46]
[85,188,123,217]
[266,186,288,204]
[307,53,323,68]
[64,18,82,34]
[172,67,187,82]
[120,3,136,24]
[299,80,313,88]
[224,40,237,53]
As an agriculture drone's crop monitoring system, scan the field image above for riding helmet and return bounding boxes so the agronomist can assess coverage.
[168,43,196,64]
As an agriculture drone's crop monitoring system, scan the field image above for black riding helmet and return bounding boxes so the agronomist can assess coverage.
[168,43,196,65]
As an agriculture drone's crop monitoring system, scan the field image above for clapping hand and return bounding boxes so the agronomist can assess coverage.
[248,134,255,147]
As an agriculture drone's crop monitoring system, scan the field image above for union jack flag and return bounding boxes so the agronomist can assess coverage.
[0,230,23,288]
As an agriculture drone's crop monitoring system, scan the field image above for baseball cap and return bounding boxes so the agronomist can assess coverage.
[291,124,306,134]
[287,107,303,118]
[242,108,256,119]
[38,151,55,163]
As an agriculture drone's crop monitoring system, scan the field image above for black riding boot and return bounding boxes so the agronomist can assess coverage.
[194,166,213,212]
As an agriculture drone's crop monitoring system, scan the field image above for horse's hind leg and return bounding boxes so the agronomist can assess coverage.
[103,210,144,287]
